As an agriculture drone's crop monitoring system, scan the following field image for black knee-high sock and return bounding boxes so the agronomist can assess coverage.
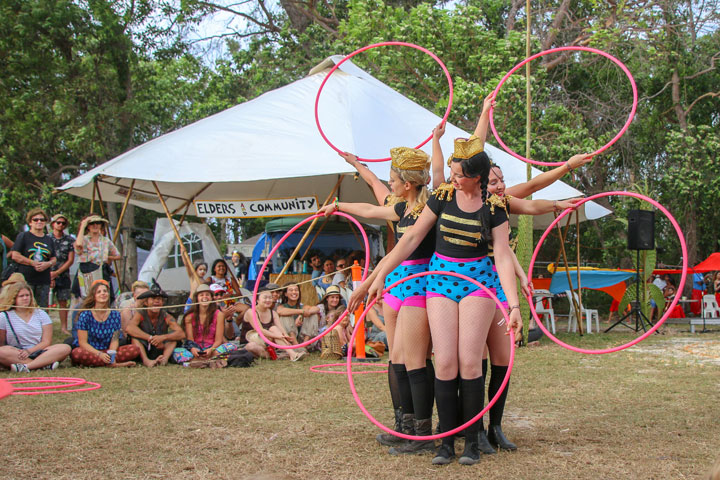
[481,359,488,430]
[408,368,433,419]
[435,377,459,446]
[460,376,485,437]
[387,361,402,411]
[488,365,510,426]
[482,358,488,378]
[392,363,414,415]
[425,359,435,401]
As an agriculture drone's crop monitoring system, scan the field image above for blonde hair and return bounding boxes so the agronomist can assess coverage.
[0,282,38,312]
[386,165,430,213]
[131,280,150,293]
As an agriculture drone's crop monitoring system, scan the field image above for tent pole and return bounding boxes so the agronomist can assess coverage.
[152,181,201,286]
[112,180,135,245]
[275,175,345,283]
[90,178,98,214]
[299,216,331,262]
[555,211,583,334]
[171,182,213,216]
[93,181,125,291]
[575,209,583,319]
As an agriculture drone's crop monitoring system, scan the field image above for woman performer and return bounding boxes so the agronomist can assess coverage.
[324,147,436,452]
[430,95,591,454]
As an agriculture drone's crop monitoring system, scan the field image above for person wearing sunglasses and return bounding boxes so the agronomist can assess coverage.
[10,208,57,308]
[49,214,75,334]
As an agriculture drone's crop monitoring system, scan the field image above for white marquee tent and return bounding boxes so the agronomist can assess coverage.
[59,56,610,228]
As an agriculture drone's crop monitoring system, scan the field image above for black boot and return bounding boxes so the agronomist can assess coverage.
[458,431,482,465]
[487,424,517,451]
[431,440,455,465]
[477,429,497,454]
[376,408,404,446]
[389,418,435,455]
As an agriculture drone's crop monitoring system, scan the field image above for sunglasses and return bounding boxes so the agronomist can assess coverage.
[31,217,47,223]
[54,221,67,226]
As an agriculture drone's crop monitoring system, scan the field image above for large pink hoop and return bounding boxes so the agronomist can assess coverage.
[0,379,12,399]
[251,212,369,349]
[310,363,388,375]
[347,270,515,441]
[489,46,638,166]
[6,377,102,395]
[527,191,687,354]
[315,41,454,162]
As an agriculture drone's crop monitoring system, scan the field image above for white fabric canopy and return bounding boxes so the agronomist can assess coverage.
[59,56,610,227]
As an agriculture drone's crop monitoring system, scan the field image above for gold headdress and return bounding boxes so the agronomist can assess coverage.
[447,135,484,165]
[390,147,430,171]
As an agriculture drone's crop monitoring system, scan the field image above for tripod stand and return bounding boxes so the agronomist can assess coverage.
[605,249,653,333]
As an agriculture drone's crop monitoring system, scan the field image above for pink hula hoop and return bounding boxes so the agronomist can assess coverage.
[489,46,638,166]
[310,363,388,375]
[6,377,102,395]
[251,211,369,350]
[0,379,12,399]
[527,191,687,354]
[315,41,454,162]
[347,270,515,441]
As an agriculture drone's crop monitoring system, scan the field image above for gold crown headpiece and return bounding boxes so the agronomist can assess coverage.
[447,135,484,165]
[390,147,430,171]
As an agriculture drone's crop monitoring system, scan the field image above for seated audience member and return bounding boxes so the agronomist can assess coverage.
[174,284,237,362]
[315,258,336,290]
[243,287,307,361]
[320,308,351,360]
[209,282,249,341]
[207,259,240,297]
[714,271,720,304]
[70,280,139,367]
[365,297,388,348]
[120,280,149,339]
[333,258,348,288]
[125,283,185,367]
[277,282,321,346]
[309,254,323,283]
[317,285,344,327]
[0,282,71,371]
[266,283,282,310]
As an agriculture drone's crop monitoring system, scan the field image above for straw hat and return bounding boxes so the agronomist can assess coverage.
[320,285,342,303]
[1,272,26,287]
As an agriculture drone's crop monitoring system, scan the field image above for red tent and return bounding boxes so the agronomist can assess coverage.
[692,253,720,272]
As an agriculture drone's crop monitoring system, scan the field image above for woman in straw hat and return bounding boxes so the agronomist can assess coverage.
[72,215,121,301]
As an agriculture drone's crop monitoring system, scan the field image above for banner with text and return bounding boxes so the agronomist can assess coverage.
[194,196,319,219]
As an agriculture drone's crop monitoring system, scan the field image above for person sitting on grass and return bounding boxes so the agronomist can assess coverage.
[0,282,71,372]
[125,282,185,367]
[243,287,307,361]
[174,284,237,362]
[120,280,149,341]
[70,279,140,367]
[320,307,351,360]
[276,282,321,347]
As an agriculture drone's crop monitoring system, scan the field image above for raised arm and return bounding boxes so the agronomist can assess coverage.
[340,152,390,204]
[473,93,494,146]
[431,123,446,189]
[505,153,593,199]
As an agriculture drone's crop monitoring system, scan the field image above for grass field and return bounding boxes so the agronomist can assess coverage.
[1,322,719,480]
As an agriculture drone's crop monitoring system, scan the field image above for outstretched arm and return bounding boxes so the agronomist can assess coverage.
[505,153,593,199]
[318,201,401,222]
[508,197,581,216]
[340,152,390,204]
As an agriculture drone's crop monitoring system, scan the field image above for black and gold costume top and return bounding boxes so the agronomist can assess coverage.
[426,183,508,258]
[393,201,435,260]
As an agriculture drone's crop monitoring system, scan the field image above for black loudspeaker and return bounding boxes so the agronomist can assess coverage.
[627,209,655,250]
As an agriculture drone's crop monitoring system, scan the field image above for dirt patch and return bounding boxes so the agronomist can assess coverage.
[630,337,720,366]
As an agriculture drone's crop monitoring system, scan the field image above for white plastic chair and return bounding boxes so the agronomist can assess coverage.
[566,290,600,333]
[533,289,556,334]
[702,295,720,318]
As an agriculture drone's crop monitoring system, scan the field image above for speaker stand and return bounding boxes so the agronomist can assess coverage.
[605,250,655,333]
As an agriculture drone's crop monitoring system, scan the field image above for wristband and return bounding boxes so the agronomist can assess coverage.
[509,305,520,312]
[334,197,339,211]
[565,161,574,172]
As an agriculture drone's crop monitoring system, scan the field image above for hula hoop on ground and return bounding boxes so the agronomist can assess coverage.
[315,41,454,162]
[347,270,515,440]
[0,379,12,399]
[489,46,638,166]
[251,211,369,350]
[8,377,87,390]
[6,377,102,395]
[527,191,687,354]
[310,363,389,374]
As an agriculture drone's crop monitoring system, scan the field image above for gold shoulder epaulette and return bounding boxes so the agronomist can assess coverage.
[432,183,455,202]
[384,194,402,207]
[486,193,508,215]
[407,201,425,219]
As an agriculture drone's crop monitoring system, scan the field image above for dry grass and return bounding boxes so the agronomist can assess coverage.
[1,322,719,480]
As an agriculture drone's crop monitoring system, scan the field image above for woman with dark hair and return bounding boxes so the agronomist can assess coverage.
[352,134,523,466]
[178,284,237,361]
[208,259,240,295]
[243,287,307,361]
[70,279,139,367]
[0,282,71,371]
